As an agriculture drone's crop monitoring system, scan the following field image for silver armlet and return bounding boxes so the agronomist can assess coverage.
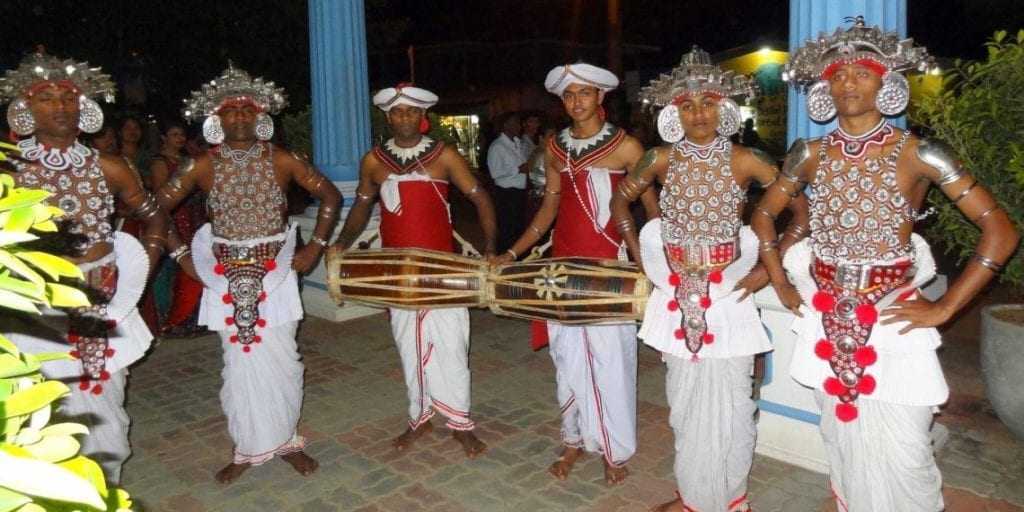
[917,138,966,186]
[132,195,160,220]
[781,138,811,182]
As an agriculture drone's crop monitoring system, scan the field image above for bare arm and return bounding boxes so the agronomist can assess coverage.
[332,154,380,251]
[882,139,1020,332]
[611,146,666,265]
[495,147,561,262]
[444,147,497,256]
[750,139,814,314]
[101,154,169,270]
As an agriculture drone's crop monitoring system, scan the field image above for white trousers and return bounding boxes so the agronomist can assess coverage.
[548,322,637,467]
[219,321,305,465]
[815,392,944,512]
[666,355,756,511]
[390,308,474,430]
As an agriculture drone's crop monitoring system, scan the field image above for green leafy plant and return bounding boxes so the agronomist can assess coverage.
[913,30,1024,289]
[0,145,133,512]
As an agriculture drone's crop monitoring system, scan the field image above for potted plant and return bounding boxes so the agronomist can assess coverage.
[914,30,1024,439]
[0,146,134,511]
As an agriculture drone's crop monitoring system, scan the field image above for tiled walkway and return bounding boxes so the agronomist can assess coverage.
[120,310,1024,511]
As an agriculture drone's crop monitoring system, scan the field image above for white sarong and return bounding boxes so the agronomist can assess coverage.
[1,233,153,483]
[666,355,755,511]
[548,322,637,467]
[390,307,475,430]
[816,392,944,512]
[192,224,306,464]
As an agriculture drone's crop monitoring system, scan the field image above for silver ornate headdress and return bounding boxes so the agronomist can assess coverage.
[0,52,115,104]
[641,46,756,143]
[183,63,288,144]
[0,52,115,135]
[783,16,934,90]
[182,63,287,121]
[784,16,934,122]
[640,46,757,108]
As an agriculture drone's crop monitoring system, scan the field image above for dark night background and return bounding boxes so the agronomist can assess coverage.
[1,0,1021,117]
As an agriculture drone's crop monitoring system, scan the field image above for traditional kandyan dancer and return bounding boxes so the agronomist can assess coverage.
[333,84,496,458]
[493,63,658,485]
[0,53,169,483]
[159,64,341,483]
[612,46,808,511]
[753,17,1019,511]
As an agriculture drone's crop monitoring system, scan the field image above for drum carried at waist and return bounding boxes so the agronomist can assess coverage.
[487,257,650,324]
[325,247,487,309]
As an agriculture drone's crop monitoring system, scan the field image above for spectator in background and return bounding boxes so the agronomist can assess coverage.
[486,111,528,253]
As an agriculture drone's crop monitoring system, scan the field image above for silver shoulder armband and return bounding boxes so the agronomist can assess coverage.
[781,138,811,182]
[917,138,965,186]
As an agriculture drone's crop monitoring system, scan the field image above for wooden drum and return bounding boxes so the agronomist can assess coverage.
[326,247,487,309]
[487,257,651,324]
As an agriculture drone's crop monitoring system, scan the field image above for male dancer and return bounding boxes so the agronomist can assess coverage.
[754,17,1018,511]
[613,46,808,511]
[0,52,168,483]
[160,64,340,483]
[333,84,496,458]
[495,63,658,485]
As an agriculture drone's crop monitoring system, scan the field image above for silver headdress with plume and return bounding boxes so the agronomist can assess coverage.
[183,63,288,144]
[640,46,757,142]
[0,52,116,135]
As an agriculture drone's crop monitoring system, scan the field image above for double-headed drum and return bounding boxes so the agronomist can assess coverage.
[487,257,650,324]
[326,247,487,309]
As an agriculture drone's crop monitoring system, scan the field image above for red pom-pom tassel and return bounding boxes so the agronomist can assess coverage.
[835,402,858,422]
[667,300,679,312]
[824,377,846,396]
[708,270,723,284]
[253,335,262,344]
[668,273,681,287]
[256,318,266,328]
[222,293,233,304]
[812,291,835,313]
[674,328,685,340]
[258,291,267,302]
[78,377,90,390]
[814,339,834,360]
[229,335,239,344]
[699,296,712,309]
[702,333,715,344]
[855,303,878,325]
[104,348,115,357]
[854,345,878,367]
[264,259,277,271]
[243,345,252,353]
[99,370,110,381]
[225,316,235,326]
[856,374,876,395]
[69,350,80,359]
[214,263,225,275]
[91,384,103,395]
[67,333,80,344]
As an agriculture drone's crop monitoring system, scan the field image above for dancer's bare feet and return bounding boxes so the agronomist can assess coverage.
[604,460,629,485]
[281,451,319,476]
[452,430,487,458]
[548,446,585,480]
[651,497,685,512]
[215,462,251,484]
[392,421,433,451]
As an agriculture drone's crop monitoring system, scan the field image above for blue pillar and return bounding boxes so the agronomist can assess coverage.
[787,0,907,144]
[309,0,370,187]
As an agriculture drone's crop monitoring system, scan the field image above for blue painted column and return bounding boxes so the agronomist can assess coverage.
[787,0,908,144]
[309,0,371,188]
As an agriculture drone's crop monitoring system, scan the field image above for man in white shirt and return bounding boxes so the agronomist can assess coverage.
[487,111,528,253]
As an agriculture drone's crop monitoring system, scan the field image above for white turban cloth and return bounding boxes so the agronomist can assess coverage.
[373,85,439,111]
[544,63,619,96]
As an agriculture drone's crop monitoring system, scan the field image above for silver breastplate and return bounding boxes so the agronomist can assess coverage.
[659,137,744,244]
[208,142,286,240]
[809,130,917,263]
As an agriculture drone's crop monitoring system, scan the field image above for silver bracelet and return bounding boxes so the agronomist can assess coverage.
[973,254,1004,273]
[506,248,518,259]
[310,235,329,247]
[171,247,192,263]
